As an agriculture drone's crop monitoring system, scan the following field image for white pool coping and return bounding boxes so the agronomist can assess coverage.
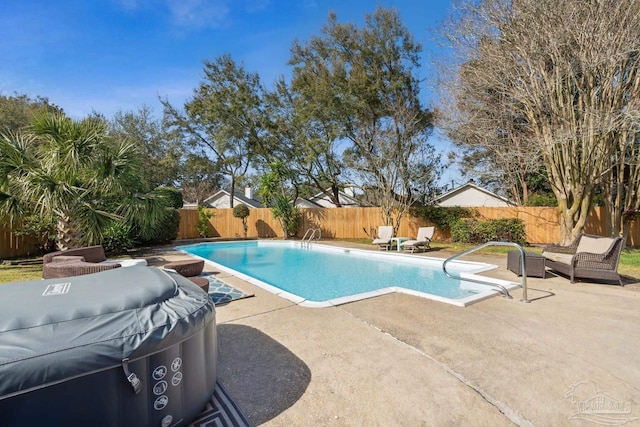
[176,241,520,308]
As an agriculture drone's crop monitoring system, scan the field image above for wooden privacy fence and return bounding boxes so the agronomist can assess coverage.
[2,206,639,259]
[177,206,640,247]
[0,223,39,259]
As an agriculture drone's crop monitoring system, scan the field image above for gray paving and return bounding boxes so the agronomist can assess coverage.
[143,242,640,426]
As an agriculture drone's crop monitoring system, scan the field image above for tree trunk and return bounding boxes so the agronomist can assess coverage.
[56,214,83,250]
[556,195,592,245]
[229,177,235,209]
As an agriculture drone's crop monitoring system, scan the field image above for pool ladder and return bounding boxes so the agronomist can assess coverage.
[442,241,530,303]
[301,228,321,247]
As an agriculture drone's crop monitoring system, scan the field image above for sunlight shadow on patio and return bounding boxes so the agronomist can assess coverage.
[216,324,311,425]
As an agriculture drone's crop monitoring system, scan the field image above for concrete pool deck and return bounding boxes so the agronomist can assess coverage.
[143,241,640,426]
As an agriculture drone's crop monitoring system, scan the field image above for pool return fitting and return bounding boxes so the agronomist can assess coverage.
[443,241,530,303]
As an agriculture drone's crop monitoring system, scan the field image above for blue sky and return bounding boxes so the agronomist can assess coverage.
[1,0,462,185]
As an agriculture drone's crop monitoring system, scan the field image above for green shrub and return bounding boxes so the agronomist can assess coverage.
[196,206,213,238]
[141,208,181,245]
[451,218,526,245]
[410,206,474,231]
[12,213,57,254]
[233,204,250,238]
[102,221,136,254]
[153,187,184,209]
[271,197,301,238]
[450,219,473,243]
[525,193,557,207]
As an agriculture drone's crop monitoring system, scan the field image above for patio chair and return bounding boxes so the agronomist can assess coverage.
[542,234,624,286]
[372,226,394,251]
[400,226,435,253]
[42,245,147,279]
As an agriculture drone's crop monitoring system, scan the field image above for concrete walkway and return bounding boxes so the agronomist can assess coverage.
[144,242,640,426]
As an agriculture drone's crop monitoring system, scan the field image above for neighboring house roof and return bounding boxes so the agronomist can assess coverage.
[294,197,324,208]
[202,189,263,209]
[433,182,514,207]
[306,188,362,208]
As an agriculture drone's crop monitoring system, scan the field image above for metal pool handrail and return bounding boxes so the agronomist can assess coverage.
[442,241,530,303]
[301,228,321,247]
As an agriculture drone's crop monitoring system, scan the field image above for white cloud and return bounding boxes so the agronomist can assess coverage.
[165,0,230,29]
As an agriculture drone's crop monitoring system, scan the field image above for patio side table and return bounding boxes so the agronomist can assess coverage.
[507,250,546,278]
[390,237,409,252]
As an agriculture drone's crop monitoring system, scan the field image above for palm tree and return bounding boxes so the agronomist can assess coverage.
[0,113,167,250]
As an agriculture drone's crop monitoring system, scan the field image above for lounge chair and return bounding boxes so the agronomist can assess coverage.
[400,226,435,253]
[542,234,624,286]
[372,226,394,251]
[42,245,147,279]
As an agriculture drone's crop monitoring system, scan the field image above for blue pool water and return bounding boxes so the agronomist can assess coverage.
[179,241,505,306]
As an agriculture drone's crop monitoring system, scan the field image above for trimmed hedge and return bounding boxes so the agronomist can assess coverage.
[451,218,526,245]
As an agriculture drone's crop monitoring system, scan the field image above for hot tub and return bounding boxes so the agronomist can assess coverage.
[0,266,217,427]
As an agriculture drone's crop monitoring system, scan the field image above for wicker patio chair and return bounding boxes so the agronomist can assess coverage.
[42,245,145,279]
[542,234,624,286]
[43,245,109,265]
[43,255,121,279]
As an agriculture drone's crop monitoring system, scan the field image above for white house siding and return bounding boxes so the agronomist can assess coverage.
[438,187,510,207]
[209,194,232,209]
[311,194,359,208]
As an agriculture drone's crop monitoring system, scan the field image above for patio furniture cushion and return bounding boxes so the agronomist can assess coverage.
[542,252,573,264]
[576,235,613,254]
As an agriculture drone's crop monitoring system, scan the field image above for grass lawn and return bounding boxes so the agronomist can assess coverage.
[0,264,43,283]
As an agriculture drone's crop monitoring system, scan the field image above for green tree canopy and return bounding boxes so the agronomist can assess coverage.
[109,105,182,190]
[0,93,63,134]
[161,54,267,208]
[289,7,438,232]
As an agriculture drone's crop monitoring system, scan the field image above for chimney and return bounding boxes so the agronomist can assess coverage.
[245,186,253,200]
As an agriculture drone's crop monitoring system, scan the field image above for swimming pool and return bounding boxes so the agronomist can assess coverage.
[177,241,517,307]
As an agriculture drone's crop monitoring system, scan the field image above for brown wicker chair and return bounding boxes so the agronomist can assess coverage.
[43,257,121,279]
[43,245,109,265]
[542,234,624,286]
[42,245,144,279]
